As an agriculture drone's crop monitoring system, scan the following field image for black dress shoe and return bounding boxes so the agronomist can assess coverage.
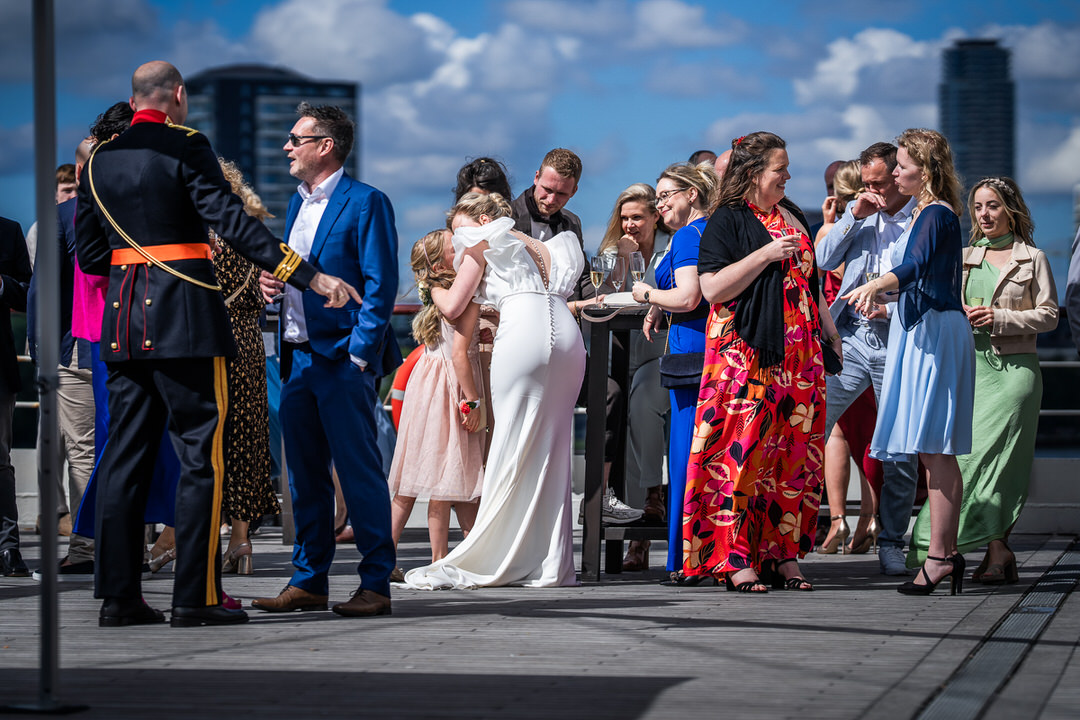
[1,548,31,577]
[170,605,250,627]
[99,598,166,627]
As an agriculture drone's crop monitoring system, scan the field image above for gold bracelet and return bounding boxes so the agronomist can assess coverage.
[826,332,840,344]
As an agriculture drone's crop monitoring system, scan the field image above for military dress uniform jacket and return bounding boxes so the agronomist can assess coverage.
[75,118,317,362]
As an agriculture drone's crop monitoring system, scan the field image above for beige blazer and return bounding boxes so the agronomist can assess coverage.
[961,242,1058,355]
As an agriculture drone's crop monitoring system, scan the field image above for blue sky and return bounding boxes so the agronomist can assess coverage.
[1,0,1078,294]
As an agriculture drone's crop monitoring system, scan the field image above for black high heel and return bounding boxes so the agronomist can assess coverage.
[769,558,814,591]
[898,554,966,596]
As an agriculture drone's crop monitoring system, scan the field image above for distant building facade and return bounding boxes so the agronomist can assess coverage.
[939,39,1015,192]
[186,65,359,237]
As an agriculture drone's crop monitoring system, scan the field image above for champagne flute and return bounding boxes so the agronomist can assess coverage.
[969,296,985,333]
[590,255,608,309]
[610,255,628,294]
[629,251,646,283]
[862,254,880,319]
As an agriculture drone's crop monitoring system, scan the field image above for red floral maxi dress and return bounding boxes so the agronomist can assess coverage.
[682,203,825,578]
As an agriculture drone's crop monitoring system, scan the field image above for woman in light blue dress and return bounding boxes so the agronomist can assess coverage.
[843,128,974,596]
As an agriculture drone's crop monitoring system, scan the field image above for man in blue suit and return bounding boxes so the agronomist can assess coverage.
[253,103,401,618]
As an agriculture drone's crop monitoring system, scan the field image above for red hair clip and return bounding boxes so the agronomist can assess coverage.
[733,136,746,147]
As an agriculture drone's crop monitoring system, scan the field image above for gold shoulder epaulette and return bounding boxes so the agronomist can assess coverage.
[273,242,302,283]
[166,122,200,137]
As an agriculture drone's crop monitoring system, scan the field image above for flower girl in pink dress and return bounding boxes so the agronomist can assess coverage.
[388,229,485,568]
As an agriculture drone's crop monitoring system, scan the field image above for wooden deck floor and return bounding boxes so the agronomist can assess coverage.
[1,530,1078,719]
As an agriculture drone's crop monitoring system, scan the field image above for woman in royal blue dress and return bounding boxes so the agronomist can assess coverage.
[843,128,975,596]
[630,161,719,582]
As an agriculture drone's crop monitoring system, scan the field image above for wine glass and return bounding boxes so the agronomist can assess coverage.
[590,255,609,309]
[629,251,646,283]
[968,296,985,333]
[861,254,880,320]
[610,255,628,294]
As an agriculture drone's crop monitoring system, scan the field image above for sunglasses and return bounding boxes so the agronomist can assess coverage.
[287,133,329,147]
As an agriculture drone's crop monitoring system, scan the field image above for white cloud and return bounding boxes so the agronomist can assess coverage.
[996,21,1080,80]
[629,0,743,49]
[248,0,442,88]
[793,28,937,105]
[1021,123,1080,193]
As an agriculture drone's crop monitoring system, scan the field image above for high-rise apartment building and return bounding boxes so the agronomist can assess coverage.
[186,65,359,237]
[939,39,1015,192]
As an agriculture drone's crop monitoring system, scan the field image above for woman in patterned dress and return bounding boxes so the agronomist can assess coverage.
[683,132,842,593]
[214,160,280,575]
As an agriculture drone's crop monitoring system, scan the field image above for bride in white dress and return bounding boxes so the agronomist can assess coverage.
[403,193,586,589]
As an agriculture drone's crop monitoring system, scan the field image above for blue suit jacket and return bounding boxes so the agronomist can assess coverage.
[283,172,402,377]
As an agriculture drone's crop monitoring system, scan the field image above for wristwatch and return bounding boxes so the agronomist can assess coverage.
[643,290,651,303]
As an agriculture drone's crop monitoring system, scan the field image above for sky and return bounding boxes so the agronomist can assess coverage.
[1,0,1078,297]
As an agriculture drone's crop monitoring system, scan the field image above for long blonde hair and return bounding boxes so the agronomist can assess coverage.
[218,158,273,220]
[967,177,1035,246]
[598,183,665,255]
[896,128,962,214]
[410,229,455,348]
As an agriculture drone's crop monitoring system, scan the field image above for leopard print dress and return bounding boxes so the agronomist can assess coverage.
[214,240,279,522]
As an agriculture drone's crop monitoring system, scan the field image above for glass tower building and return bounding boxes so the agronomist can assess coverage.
[186,65,359,237]
[939,39,1015,192]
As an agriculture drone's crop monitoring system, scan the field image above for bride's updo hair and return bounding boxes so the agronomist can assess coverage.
[448,191,512,225]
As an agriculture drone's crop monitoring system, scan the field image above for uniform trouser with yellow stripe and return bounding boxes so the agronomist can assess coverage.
[93,357,227,608]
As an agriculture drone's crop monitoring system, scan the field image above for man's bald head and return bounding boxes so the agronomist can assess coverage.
[713,149,732,180]
[74,138,93,181]
[130,61,188,122]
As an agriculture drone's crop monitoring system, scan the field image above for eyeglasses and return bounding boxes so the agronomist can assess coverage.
[652,188,686,202]
[652,187,686,204]
[288,133,329,147]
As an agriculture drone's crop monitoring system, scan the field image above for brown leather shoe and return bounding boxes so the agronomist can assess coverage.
[332,588,391,617]
[251,584,328,613]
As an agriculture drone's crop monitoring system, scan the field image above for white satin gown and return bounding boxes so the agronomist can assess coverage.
[403,216,586,588]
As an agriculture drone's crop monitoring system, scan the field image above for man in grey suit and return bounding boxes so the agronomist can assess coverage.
[816,142,919,576]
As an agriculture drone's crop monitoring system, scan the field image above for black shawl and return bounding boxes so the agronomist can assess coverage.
[697,198,819,368]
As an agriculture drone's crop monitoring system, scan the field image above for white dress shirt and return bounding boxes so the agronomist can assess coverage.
[282,166,344,344]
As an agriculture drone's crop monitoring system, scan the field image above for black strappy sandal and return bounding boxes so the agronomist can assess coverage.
[724,571,768,593]
[773,558,814,591]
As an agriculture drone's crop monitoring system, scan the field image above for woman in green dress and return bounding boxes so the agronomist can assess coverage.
[907,177,1057,582]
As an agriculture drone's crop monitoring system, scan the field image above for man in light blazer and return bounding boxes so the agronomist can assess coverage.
[254,103,401,618]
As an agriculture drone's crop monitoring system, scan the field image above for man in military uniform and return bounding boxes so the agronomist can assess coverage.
[75,61,359,628]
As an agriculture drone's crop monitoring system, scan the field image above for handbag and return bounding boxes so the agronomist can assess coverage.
[656,223,706,389]
[659,350,705,389]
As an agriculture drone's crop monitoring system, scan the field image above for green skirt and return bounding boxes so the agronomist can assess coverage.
[908,333,1041,566]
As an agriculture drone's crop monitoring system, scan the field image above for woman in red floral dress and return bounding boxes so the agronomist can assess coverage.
[683,132,842,592]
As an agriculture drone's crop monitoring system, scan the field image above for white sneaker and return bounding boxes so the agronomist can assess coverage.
[602,488,644,524]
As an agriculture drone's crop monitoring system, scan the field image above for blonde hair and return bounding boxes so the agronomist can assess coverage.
[447,191,512,226]
[218,158,273,220]
[833,159,863,214]
[659,161,720,211]
[895,128,962,215]
[967,177,1035,246]
[410,229,455,348]
[598,183,663,255]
